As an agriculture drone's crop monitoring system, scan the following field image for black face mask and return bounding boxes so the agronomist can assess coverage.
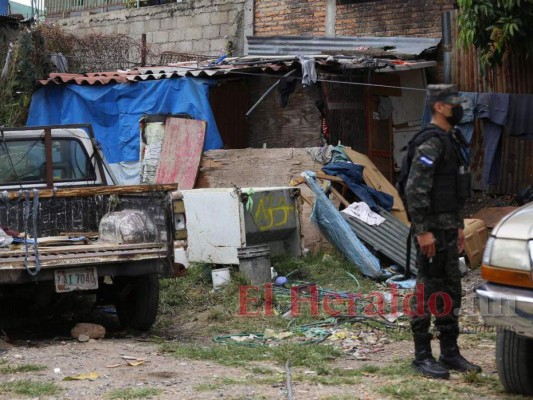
[446,105,464,126]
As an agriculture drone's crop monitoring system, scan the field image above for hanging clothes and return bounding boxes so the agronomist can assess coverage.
[476,93,510,186]
[277,77,297,108]
[456,92,478,144]
[507,94,533,139]
[298,56,317,87]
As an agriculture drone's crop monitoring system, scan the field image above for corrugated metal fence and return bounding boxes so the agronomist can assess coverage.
[449,10,533,194]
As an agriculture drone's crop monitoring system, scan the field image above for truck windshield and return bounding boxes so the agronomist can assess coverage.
[0,138,96,185]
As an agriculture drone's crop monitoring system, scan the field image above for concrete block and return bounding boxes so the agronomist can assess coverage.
[152,30,169,44]
[175,41,193,52]
[168,29,186,43]
[210,38,227,53]
[220,23,237,37]
[114,23,129,35]
[185,26,203,40]
[202,24,220,39]
[144,18,161,32]
[129,21,146,36]
[193,39,211,53]
[210,11,228,25]
[192,12,210,27]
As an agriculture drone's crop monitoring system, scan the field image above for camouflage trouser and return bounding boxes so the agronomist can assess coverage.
[410,229,462,335]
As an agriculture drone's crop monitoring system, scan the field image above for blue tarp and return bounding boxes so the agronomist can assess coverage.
[303,171,385,279]
[27,77,223,164]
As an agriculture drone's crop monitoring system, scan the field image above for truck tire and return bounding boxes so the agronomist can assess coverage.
[496,329,533,395]
[115,274,160,331]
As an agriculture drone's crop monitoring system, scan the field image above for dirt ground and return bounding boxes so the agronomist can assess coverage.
[0,336,498,400]
[0,269,505,400]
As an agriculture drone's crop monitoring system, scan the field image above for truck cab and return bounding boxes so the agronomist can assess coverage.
[0,125,179,331]
[0,126,113,189]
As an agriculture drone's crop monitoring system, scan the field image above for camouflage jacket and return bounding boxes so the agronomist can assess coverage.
[405,128,464,235]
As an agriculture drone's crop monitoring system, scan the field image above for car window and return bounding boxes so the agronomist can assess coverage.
[0,138,96,185]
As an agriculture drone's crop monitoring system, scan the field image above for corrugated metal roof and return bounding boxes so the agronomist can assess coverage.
[342,210,417,274]
[247,36,441,58]
[38,55,435,87]
[38,62,293,86]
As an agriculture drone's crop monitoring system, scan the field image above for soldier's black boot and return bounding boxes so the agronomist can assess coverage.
[438,332,482,373]
[412,333,450,379]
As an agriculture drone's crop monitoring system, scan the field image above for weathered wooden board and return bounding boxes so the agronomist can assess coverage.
[155,118,206,189]
[196,148,328,251]
[343,148,409,225]
[246,76,322,148]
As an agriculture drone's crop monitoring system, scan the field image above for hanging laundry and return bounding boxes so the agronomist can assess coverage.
[277,76,297,108]
[507,94,533,139]
[298,56,317,87]
[476,93,509,186]
[457,92,478,144]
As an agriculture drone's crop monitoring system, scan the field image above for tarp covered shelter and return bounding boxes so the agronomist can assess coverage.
[27,77,223,183]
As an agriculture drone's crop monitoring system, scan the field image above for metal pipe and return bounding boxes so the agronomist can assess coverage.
[244,69,297,119]
[442,11,452,84]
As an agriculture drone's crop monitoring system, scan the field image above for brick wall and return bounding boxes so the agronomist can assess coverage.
[254,0,326,36]
[254,0,455,37]
[53,0,247,59]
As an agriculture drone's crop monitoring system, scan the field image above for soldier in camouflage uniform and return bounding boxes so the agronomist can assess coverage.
[405,84,481,379]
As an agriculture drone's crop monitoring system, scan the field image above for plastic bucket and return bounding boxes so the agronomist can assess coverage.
[237,245,271,285]
[211,267,231,290]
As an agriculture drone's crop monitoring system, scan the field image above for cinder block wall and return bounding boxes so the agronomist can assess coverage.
[53,0,247,58]
[254,0,455,37]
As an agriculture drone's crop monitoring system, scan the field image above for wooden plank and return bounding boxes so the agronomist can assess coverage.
[2,184,178,200]
[0,251,167,270]
[343,148,409,225]
[0,248,166,263]
[155,118,206,189]
[0,243,165,257]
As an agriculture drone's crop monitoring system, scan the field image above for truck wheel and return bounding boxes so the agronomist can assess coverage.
[115,274,160,331]
[496,329,533,395]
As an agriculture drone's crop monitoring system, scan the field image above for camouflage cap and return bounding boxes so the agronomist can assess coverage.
[427,84,465,105]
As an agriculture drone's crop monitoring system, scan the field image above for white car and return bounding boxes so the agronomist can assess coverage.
[477,201,533,395]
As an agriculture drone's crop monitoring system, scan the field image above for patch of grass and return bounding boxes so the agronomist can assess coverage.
[0,359,46,374]
[377,359,417,377]
[195,376,283,392]
[161,341,342,369]
[107,387,162,399]
[378,379,472,400]
[272,252,375,294]
[0,380,62,397]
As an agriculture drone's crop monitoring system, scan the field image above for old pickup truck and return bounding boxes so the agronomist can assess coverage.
[0,125,185,331]
[477,201,533,395]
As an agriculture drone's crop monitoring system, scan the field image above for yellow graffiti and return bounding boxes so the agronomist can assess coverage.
[254,195,294,231]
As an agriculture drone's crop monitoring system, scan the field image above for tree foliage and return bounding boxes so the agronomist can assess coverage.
[457,0,533,67]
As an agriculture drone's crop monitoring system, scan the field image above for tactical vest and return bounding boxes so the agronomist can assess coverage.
[429,129,465,214]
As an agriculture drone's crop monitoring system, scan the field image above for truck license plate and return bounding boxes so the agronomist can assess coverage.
[55,267,98,293]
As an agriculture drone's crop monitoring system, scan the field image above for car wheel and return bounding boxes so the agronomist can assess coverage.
[115,274,160,331]
[496,329,533,395]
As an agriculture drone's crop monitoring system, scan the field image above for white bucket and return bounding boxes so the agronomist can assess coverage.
[211,267,231,290]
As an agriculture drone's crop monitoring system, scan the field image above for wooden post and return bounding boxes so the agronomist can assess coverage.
[141,33,147,67]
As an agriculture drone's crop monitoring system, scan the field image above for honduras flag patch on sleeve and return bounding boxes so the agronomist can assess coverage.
[419,155,434,166]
